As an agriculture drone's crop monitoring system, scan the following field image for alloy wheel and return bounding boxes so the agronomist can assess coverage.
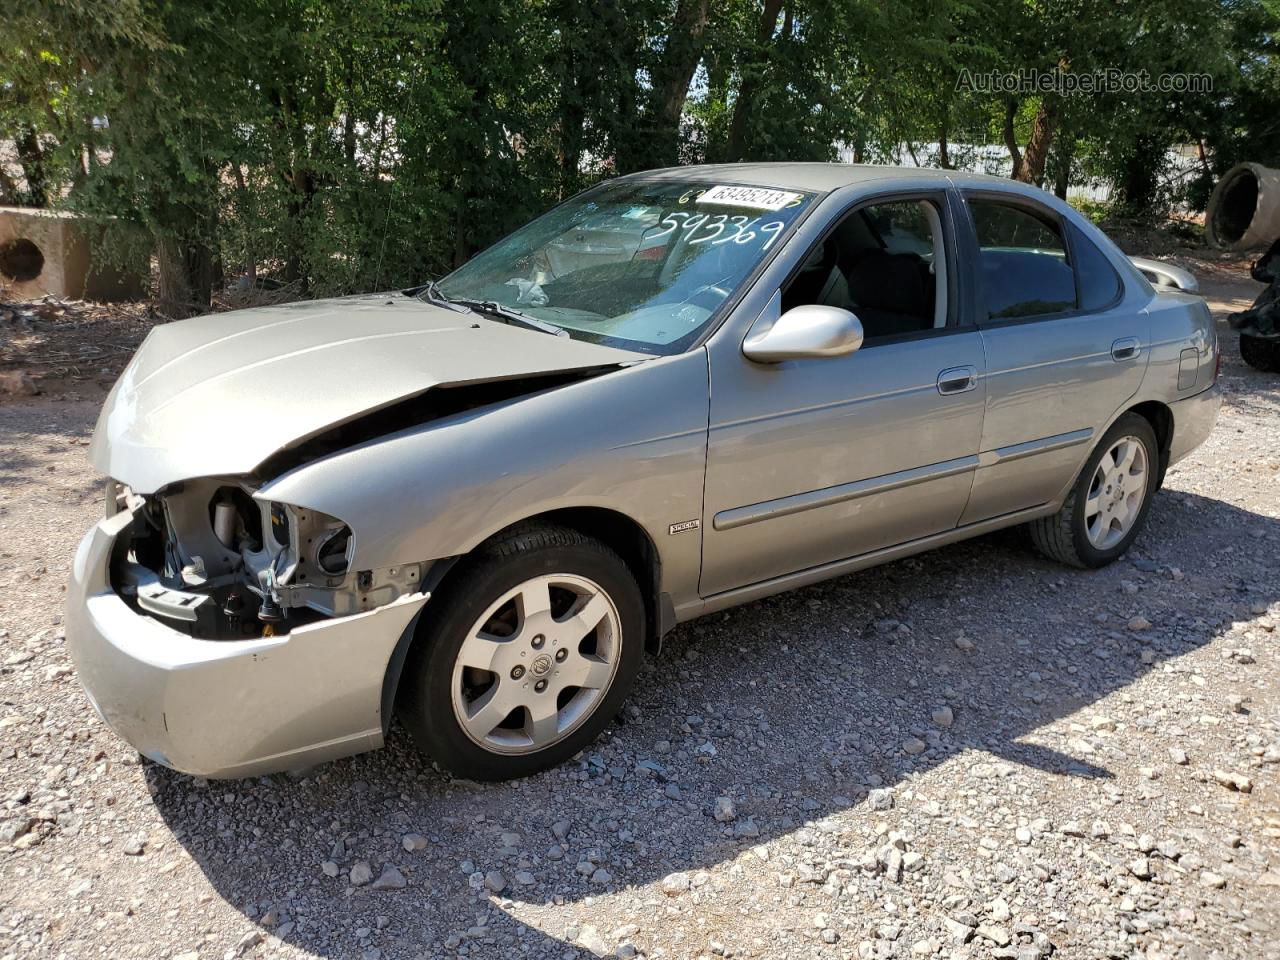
[1084,435,1149,550]
[449,573,622,755]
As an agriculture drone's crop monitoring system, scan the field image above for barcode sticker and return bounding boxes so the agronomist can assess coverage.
[696,184,803,211]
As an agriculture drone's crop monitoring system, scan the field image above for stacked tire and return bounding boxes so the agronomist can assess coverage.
[1240,333,1280,372]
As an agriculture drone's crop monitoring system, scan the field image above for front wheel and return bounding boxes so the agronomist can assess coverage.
[398,525,644,781]
[1029,413,1159,568]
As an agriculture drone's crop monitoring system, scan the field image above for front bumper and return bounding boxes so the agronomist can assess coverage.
[66,509,429,779]
[1168,381,1223,466]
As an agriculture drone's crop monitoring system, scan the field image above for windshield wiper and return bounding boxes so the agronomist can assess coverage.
[405,279,470,314]
[407,281,567,337]
[449,297,569,338]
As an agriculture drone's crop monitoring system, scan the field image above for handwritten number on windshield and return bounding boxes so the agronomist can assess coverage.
[757,221,785,249]
[649,212,788,251]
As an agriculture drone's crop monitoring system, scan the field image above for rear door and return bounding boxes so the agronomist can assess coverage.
[957,192,1150,524]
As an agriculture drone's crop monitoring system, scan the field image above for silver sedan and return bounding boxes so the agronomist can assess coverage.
[67,164,1221,781]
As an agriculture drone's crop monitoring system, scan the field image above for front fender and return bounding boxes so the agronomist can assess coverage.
[257,350,710,612]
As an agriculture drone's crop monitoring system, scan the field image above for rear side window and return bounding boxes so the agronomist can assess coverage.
[1068,223,1123,310]
[968,199,1075,320]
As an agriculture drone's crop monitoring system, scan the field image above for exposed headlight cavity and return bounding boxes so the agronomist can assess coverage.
[106,477,422,634]
[316,525,353,575]
[270,502,290,547]
[260,501,353,588]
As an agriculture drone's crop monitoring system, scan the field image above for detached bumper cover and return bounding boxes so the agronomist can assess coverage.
[1168,382,1223,466]
[66,509,429,779]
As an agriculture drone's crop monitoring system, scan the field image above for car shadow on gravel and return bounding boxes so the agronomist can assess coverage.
[0,448,42,484]
[146,490,1279,959]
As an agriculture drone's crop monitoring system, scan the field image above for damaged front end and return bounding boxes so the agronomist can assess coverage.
[106,477,420,639]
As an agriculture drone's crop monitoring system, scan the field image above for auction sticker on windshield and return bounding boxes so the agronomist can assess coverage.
[697,184,804,210]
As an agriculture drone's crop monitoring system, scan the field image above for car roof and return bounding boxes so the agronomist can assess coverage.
[623,162,1020,195]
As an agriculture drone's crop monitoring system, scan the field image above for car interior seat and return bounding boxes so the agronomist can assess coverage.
[841,251,933,338]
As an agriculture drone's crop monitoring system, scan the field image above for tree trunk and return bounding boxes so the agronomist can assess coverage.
[342,53,357,166]
[15,125,48,207]
[1002,99,1022,181]
[596,0,643,172]
[232,164,257,281]
[282,167,317,286]
[1053,140,1072,199]
[156,228,217,318]
[726,0,785,162]
[343,110,356,167]
[1115,135,1164,213]
[274,81,322,288]
[559,38,586,191]
[0,167,18,205]
[157,237,195,318]
[938,114,951,169]
[453,192,470,269]
[645,0,716,167]
[1015,101,1058,186]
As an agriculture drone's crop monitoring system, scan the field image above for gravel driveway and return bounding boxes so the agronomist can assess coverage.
[1,266,1277,960]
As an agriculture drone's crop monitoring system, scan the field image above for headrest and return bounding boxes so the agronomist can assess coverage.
[847,252,926,317]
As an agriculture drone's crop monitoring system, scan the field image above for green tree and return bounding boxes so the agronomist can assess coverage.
[4,0,1279,316]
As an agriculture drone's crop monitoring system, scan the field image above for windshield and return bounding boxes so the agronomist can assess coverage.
[437,179,815,354]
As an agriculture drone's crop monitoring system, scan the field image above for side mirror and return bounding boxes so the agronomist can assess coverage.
[1129,257,1200,294]
[743,302,864,363]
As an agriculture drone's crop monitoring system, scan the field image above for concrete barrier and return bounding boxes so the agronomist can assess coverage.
[0,206,146,301]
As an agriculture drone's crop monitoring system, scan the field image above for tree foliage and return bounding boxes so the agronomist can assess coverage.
[2,0,1277,313]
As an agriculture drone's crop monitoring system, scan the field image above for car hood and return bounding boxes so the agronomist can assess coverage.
[90,293,648,492]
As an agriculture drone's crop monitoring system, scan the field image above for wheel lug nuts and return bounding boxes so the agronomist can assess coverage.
[510,665,525,680]
[555,648,568,662]
[531,634,545,650]
[534,679,548,693]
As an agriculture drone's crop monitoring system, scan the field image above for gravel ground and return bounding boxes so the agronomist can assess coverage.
[1,265,1278,960]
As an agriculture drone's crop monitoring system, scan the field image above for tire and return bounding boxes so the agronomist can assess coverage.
[397,524,644,781]
[1029,413,1159,569]
[1240,333,1280,372]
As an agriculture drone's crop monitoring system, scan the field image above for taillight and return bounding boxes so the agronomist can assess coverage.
[1214,334,1222,383]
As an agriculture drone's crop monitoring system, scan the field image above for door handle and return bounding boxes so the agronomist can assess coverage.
[1111,337,1141,361]
[937,365,978,395]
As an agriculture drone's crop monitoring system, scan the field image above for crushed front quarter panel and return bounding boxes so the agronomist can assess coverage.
[258,350,711,614]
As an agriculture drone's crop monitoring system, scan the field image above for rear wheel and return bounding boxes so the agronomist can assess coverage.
[1029,413,1159,568]
[1240,333,1280,372]
[398,525,644,781]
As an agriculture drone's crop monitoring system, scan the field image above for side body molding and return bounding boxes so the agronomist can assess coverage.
[713,455,979,531]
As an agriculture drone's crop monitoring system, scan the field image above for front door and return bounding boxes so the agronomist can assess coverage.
[699,191,987,597]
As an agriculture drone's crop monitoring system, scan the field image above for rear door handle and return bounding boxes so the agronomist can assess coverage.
[1111,337,1141,361]
[937,365,978,395]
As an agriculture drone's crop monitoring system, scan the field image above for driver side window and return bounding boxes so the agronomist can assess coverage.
[781,197,949,341]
